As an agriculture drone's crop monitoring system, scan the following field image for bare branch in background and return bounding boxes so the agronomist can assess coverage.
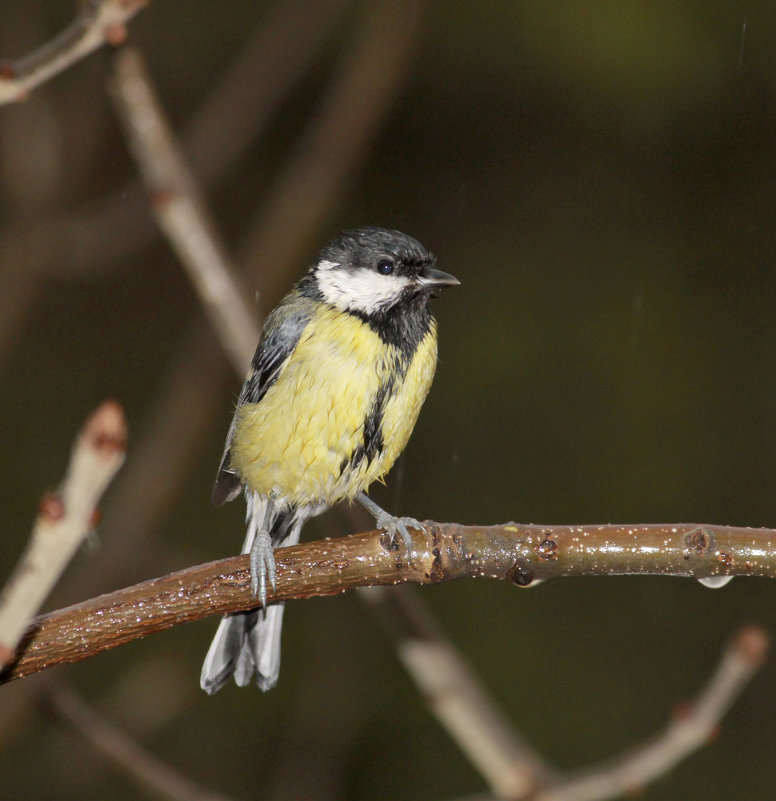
[185,0,347,184]
[361,584,555,799]
[2,521,774,685]
[535,626,769,801]
[0,304,231,748]
[83,323,229,586]
[46,682,238,801]
[0,0,147,106]
[334,499,552,799]
[0,0,344,367]
[0,401,127,665]
[241,0,421,296]
[109,47,258,374]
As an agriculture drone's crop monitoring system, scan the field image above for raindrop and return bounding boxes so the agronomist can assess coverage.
[698,576,733,589]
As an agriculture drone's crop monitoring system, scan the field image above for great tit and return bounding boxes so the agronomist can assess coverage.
[200,227,459,693]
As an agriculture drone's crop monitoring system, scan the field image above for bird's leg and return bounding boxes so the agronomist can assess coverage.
[357,492,423,558]
[249,493,277,608]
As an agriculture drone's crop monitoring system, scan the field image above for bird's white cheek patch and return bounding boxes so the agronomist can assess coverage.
[316,260,340,271]
[316,269,411,315]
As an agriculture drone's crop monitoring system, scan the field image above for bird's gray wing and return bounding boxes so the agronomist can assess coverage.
[211,297,315,506]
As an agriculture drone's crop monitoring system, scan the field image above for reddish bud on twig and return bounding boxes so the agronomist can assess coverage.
[39,493,65,524]
[707,723,723,743]
[83,400,128,459]
[104,23,129,47]
[672,700,692,721]
[0,644,15,666]
[734,624,769,668]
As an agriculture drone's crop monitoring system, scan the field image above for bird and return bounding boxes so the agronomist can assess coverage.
[200,226,459,693]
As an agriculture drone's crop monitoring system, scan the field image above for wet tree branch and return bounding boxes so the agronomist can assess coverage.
[2,521,772,685]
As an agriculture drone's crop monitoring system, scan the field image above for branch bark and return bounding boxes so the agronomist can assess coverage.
[2,521,772,685]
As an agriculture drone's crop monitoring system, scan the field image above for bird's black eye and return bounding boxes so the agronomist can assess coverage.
[376,259,394,276]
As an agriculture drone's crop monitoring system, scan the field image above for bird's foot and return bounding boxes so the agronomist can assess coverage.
[374,510,424,557]
[356,492,424,558]
[249,527,276,609]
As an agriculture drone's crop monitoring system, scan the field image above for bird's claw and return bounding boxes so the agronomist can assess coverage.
[249,528,276,609]
[356,493,423,561]
[375,512,424,557]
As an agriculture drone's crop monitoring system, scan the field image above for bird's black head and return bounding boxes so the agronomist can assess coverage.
[308,227,459,316]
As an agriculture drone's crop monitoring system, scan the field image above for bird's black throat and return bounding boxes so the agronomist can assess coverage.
[349,292,434,359]
[297,272,434,357]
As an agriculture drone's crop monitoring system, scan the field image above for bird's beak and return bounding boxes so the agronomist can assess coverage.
[417,266,461,295]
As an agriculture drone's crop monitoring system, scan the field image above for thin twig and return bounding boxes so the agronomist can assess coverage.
[109,47,258,374]
[0,0,343,367]
[0,401,127,665]
[46,681,238,801]
[2,521,774,685]
[0,0,147,106]
[535,625,769,801]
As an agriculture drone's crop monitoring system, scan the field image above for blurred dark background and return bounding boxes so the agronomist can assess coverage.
[2,1,776,798]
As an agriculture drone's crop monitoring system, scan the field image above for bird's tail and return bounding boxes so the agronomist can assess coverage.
[200,494,303,694]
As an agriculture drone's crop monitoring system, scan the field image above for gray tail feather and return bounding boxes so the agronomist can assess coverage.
[200,493,306,694]
[200,606,286,693]
[200,611,253,693]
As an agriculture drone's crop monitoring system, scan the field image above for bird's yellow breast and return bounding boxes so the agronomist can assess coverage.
[230,304,438,506]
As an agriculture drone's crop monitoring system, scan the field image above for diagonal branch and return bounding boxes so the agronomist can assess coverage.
[46,681,238,801]
[0,0,148,105]
[109,47,259,374]
[361,584,557,798]
[0,401,127,665]
[2,521,773,685]
[0,0,344,368]
[536,625,769,801]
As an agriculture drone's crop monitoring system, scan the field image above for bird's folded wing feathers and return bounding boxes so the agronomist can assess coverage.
[211,297,316,506]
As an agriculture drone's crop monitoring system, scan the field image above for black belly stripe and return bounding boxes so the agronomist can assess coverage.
[337,293,435,478]
[340,377,394,475]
